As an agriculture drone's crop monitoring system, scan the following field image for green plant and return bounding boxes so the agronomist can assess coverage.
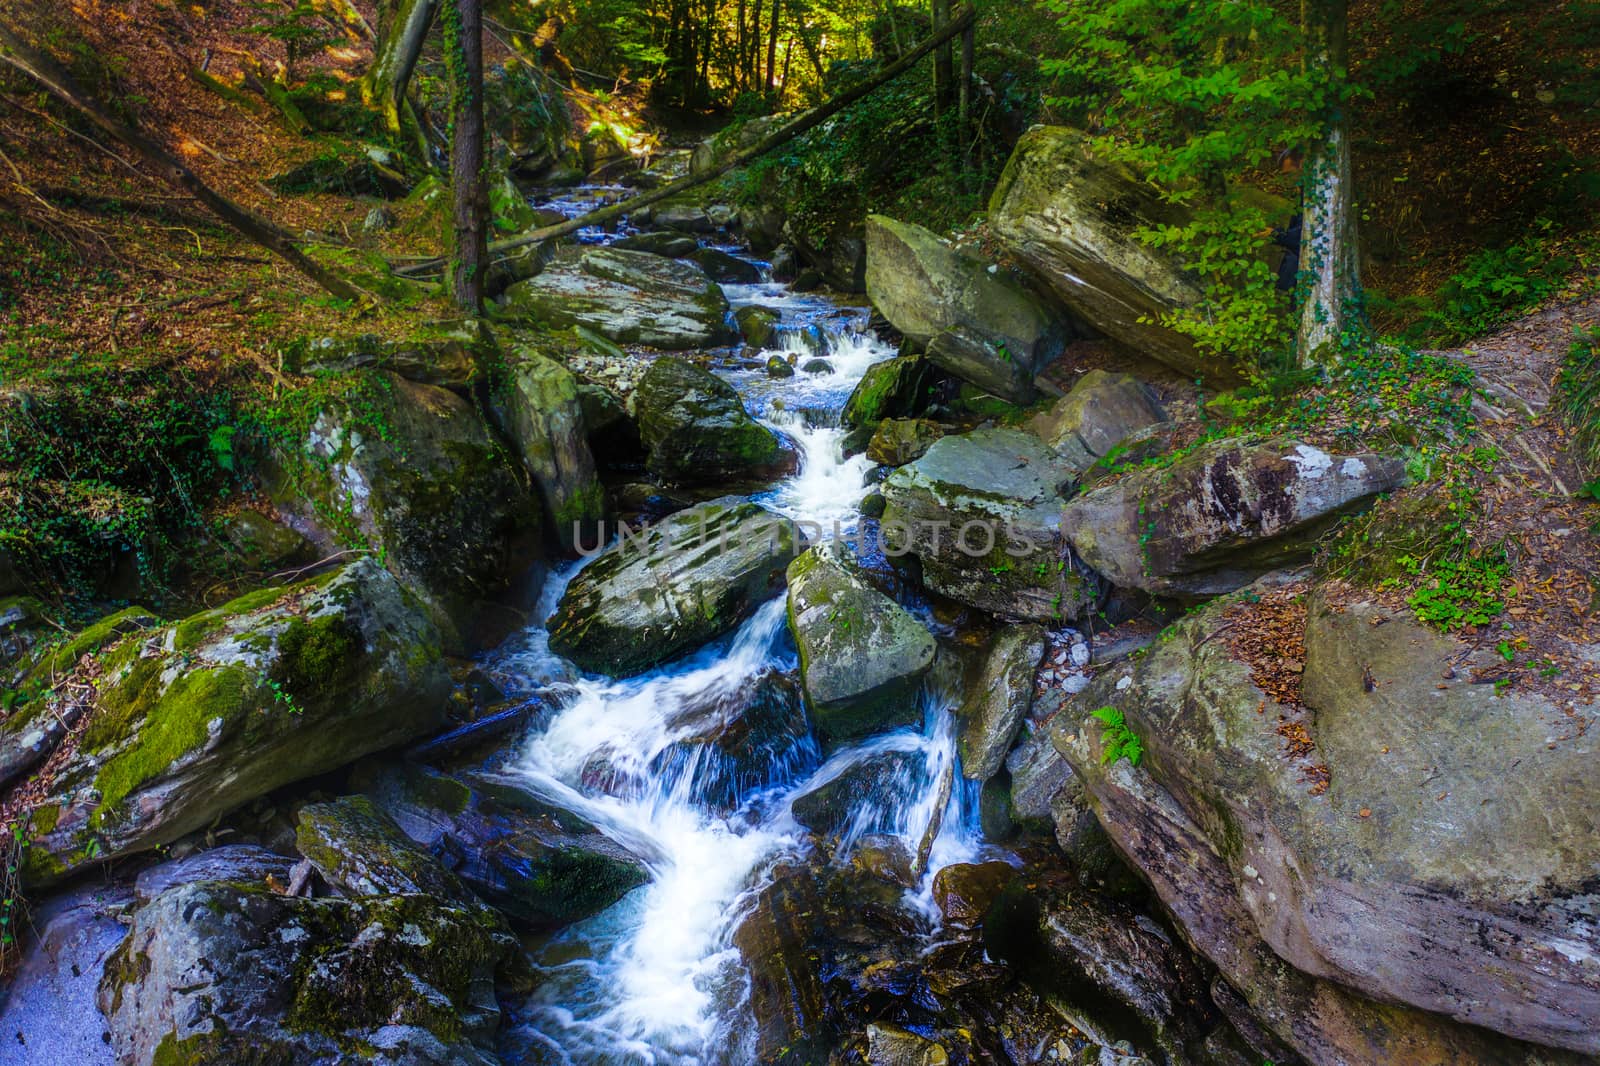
[1091,706,1144,767]
[1557,327,1600,481]
[247,0,334,82]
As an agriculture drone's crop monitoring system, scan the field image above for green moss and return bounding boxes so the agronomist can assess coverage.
[170,585,292,652]
[274,614,358,698]
[28,802,59,837]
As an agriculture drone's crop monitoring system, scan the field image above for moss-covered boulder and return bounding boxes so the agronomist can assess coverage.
[841,353,941,429]
[20,560,450,886]
[1030,370,1168,472]
[955,625,1045,780]
[866,418,946,467]
[1053,590,1600,1060]
[503,346,606,551]
[296,796,479,904]
[633,356,785,484]
[736,304,783,349]
[548,497,804,677]
[99,879,514,1065]
[502,247,735,350]
[880,427,1099,622]
[264,372,540,636]
[865,215,1066,403]
[691,246,762,284]
[1060,438,1406,598]
[357,762,650,931]
[786,542,935,743]
[285,319,492,389]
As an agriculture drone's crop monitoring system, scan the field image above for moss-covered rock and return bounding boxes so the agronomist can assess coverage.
[879,427,1099,622]
[284,319,493,389]
[954,624,1045,780]
[503,346,606,551]
[547,497,803,677]
[633,356,785,485]
[501,247,735,350]
[99,879,514,1065]
[21,560,450,886]
[356,762,650,931]
[262,371,541,638]
[1028,370,1168,473]
[296,796,479,904]
[841,354,942,429]
[865,418,946,467]
[785,542,934,744]
[736,305,783,349]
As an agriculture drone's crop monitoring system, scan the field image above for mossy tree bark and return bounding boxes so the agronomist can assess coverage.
[445,0,487,311]
[1297,0,1360,365]
[0,21,362,302]
[362,0,437,144]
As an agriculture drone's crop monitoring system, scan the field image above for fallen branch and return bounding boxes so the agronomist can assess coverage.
[396,5,977,279]
[0,22,366,303]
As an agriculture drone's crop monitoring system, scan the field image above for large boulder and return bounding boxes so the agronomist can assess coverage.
[503,346,606,551]
[99,880,515,1065]
[866,418,946,467]
[19,560,450,885]
[1031,370,1168,472]
[865,216,1066,403]
[1061,438,1407,597]
[988,127,1217,380]
[634,356,785,484]
[265,372,540,635]
[356,762,650,931]
[285,320,490,389]
[841,353,941,429]
[502,247,735,350]
[879,427,1099,622]
[955,624,1046,780]
[547,497,804,676]
[786,542,936,743]
[1053,588,1600,1061]
[295,795,480,904]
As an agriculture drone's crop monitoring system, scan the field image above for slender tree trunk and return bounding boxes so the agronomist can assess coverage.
[445,0,487,311]
[1297,0,1358,364]
[736,0,748,89]
[765,0,781,93]
[958,22,973,172]
[930,0,951,113]
[0,22,361,301]
[362,0,438,139]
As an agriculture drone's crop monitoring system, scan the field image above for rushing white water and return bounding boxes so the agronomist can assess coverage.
[487,240,988,1065]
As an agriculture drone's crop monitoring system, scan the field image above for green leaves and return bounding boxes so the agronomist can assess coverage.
[1091,706,1145,767]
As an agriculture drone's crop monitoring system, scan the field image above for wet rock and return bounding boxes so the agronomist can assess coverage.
[955,625,1046,780]
[932,860,1016,927]
[264,372,540,634]
[286,321,489,388]
[791,227,868,292]
[214,510,313,572]
[800,357,835,374]
[790,750,923,842]
[866,418,945,467]
[737,304,783,349]
[99,880,515,1065]
[1031,370,1168,473]
[134,845,296,904]
[503,247,734,350]
[1048,774,1138,894]
[504,345,607,551]
[732,863,840,1064]
[653,204,715,232]
[786,542,935,743]
[841,354,940,428]
[765,355,795,378]
[1055,590,1600,1060]
[614,230,699,257]
[988,126,1221,380]
[295,795,477,903]
[548,497,803,676]
[691,246,763,284]
[770,244,800,281]
[634,356,785,484]
[19,560,450,886]
[880,427,1099,622]
[1061,438,1407,597]
[851,834,917,887]
[859,491,887,518]
[356,762,650,931]
[866,1023,952,1066]
[1005,719,1071,830]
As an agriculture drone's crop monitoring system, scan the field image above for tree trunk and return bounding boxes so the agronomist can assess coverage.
[958,22,973,172]
[445,0,487,311]
[0,22,362,302]
[931,0,952,113]
[765,0,781,93]
[362,0,437,139]
[1297,0,1358,364]
[736,0,749,90]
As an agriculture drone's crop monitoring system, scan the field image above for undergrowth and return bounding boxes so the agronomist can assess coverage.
[1091,707,1144,767]
[1557,326,1600,481]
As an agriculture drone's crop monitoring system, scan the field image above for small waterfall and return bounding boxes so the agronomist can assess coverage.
[488,225,992,1065]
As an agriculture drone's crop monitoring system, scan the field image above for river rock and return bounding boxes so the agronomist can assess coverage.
[634,356,785,484]
[866,1023,952,1066]
[955,625,1046,780]
[548,497,803,676]
[614,230,699,257]
[737,304,783,348]
[1061,438,1407,597]
[786,542,935,743]
[503,247,734,350]
[879,427,1099,622]
[98,880,515,1065]
[988,126,1216,380]
[19,560,449,886]
[842,353,940,428]
[265,372,540,636]
[733,863,839,1064]
[866,418,945,467]
[765,355,795,378]
[932,860,1017,927]
[865,215,1065,403]
[790,750,923,842]
[133,844,297,904]
[653,204,714,232]
[648,669,814,810]
[692,246,763,284]
[356,762,650,931]
[286,320,489,388]
[1032,370,1168,472]
[504,346,607,551]
[1054,589,1600,1060]
[295,795,477,903]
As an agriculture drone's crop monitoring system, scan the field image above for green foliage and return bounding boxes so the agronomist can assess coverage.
[247,1,334,80]
[1557,327,1600,481]
[1091,706,1144,767]
[1040,0,1343,372]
